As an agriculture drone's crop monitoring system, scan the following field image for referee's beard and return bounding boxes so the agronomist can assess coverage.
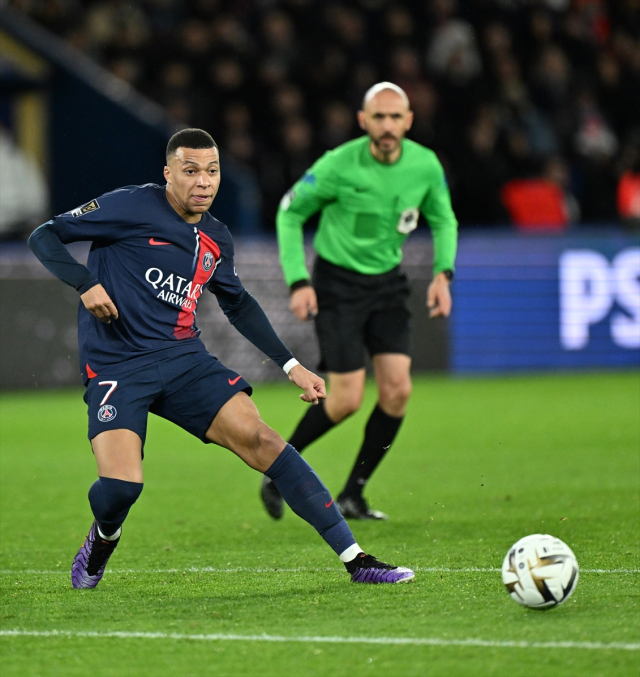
[370,133,401,159]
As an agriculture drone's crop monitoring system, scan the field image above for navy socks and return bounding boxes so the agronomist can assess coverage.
[88,477,143,536]
[265,444,356,556]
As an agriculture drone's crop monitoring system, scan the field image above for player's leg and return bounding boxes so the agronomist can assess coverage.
[207,392,356,553]
[337,354,411,520]
[207,392,413,583]
[205,391,285,471]
[90,429,144,534]
[72,369,156,589]
[262,368,367,518]
[73,430,145,590]
[262,257,369,518]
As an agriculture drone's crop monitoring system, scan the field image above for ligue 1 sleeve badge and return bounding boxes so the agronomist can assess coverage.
[202,251,214,271]
[98,404,117,422]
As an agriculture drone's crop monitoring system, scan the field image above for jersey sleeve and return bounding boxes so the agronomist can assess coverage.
[420,160,458,274]
[47,186,143,245]
[27,186,146,293]
[276,152,339,287]
[28,220,99,293]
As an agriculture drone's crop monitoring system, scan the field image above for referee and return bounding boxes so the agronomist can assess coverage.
[261,82,458,521]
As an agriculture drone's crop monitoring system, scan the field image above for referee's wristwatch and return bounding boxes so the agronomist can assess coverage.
[441,269,454,282]
[289,279,312,294]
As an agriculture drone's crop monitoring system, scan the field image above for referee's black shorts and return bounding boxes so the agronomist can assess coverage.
[312,256,411,374]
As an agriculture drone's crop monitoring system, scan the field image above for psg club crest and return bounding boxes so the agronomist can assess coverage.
[98,404,117,422]
[202,251,214,272]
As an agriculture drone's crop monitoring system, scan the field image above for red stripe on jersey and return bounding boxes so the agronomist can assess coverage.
[173,231,221,340]
[86,363,97,378]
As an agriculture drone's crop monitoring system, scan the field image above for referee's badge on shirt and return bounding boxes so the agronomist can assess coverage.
[397,208,419,234]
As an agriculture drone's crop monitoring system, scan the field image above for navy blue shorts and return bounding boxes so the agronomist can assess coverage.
[84,352,252,451]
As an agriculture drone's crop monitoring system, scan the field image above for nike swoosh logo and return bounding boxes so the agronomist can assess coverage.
[228,375,241,385]
[325,498,334,508]
[149,238,172,245]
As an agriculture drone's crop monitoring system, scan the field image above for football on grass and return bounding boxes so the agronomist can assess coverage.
[501,534,579,609]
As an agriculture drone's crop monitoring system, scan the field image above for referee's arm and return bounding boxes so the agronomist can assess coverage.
[420,168,458,277]
[276,162,336,321]
[276,199,321,321]
[276,156,337,289]
[421,166,458,318]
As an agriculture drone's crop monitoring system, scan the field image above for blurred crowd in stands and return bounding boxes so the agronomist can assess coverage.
[10,0,640,228]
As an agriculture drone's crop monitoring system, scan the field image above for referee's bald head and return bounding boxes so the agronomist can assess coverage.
[361,82,410,110]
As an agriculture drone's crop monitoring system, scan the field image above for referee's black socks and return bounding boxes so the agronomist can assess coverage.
[288,400,335,453]
[342,404,403,498]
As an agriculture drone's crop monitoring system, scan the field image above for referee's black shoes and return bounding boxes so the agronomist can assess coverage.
[336,494,388,521]
[260,476,284,519]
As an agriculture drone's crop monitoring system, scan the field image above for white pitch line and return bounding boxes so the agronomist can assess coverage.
[0,567,638,575]
[0,629,638,651]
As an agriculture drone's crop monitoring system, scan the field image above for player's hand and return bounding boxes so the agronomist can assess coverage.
[427,272,452,318]
[289,286,318,322]
[287,364,326,404]
[81,284,119,323]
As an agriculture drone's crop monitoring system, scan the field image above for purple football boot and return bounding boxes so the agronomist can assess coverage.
[345,552,415,584]
[71,521,120,589]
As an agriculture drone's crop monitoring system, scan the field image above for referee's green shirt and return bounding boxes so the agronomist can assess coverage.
[276,135,458,286]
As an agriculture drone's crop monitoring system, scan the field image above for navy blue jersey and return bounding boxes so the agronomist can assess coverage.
[31,184,290,382]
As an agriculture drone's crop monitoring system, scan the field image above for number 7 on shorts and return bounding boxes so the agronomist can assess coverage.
[98,381,118,405]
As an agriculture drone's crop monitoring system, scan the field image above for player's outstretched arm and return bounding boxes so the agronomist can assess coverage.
[427,272,452,318]
[287,364,326,404]
[81,284,119,324]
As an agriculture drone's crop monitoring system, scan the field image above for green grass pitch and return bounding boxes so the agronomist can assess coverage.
[1,371,638,677]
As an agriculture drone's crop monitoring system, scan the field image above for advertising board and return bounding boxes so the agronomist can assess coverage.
[450,233,640,372]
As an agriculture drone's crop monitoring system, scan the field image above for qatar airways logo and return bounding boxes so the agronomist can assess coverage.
[145,268,200,309]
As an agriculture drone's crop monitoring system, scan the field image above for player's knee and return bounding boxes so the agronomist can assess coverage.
[89,477,143,521]
[252,425,286,469]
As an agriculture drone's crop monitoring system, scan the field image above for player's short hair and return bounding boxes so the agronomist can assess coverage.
[362,82,410,109]
[166,128,218,162]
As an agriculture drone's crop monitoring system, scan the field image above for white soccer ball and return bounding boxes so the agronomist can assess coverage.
[501,534,579,609]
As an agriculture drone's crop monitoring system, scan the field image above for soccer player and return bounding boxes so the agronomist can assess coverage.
[27,128,414,588]
[261,83,458,520]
